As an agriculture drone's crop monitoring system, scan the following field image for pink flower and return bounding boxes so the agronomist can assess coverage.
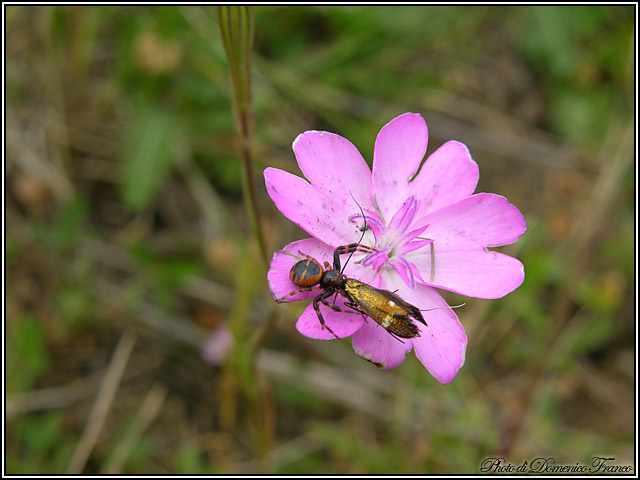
[201,325,234,366]
[264,113,526,384]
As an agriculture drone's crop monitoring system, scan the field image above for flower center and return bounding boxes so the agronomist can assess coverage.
[349,196,434,289]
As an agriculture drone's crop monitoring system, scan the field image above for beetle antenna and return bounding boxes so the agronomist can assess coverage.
[419,303,466,312]
[416,236,435,282]
[342,191,368,275]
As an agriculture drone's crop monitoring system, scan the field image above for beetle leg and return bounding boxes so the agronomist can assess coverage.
[321,297,363,315]
[343,301,366,316]
[385,330,406,344]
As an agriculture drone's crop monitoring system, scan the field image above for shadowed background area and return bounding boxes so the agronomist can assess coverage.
[5,5,634,474]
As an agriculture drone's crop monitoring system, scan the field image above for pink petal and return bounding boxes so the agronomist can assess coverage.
[351,320,412,369]
[417,193,527,248]
[293,131,373,212]
[412,304,467,385]
[343,261,381,287]
[399,223,430,246]
[381,271,467,384]
[408,247,525,299]
[409,140,479,218]
[398,238,433,256]
[267,238,335,302]
[296,298,365,340]
[371,113,428,222]
[264,167,365,246]
[404,193,526,298]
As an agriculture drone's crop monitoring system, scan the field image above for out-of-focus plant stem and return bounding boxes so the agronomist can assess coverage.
[216,5,279,364]
[216,6,267,264]
[216,7,276,466]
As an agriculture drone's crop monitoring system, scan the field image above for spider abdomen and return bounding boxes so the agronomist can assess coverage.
[290,257,323,287]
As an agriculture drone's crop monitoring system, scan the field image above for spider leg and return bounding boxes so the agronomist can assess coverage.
[333,243,377,271]
[276,286,318,303]
[312,291,340,339]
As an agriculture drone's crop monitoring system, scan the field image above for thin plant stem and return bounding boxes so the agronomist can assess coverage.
[216,9,277,464]
[216,6,267,265]
[216,6,279,361]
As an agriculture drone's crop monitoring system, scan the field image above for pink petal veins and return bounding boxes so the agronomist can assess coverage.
[409,247,525,299]
[296,298,366,340]
[381,270,467,384]
[372,113,428,222]
[351,320,412,369]
[416,193,528,249]
[409,140,479,218]
[293,131,373,213]
[264,167,363,247]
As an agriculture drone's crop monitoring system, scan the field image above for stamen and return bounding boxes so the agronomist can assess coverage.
[361,247,390,269]
[386,196,420,237]
[349,211,385,243]
[390,256,416,289]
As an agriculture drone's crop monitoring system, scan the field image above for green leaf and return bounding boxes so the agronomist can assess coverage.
[7,314,51,392]
[20,412,65,458]
[31,198,87,251]
[174,441,216,474]
[549,86,612,144]
[120,107,178,210]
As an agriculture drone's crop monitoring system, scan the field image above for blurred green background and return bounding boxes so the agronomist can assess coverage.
[5,5,635,474]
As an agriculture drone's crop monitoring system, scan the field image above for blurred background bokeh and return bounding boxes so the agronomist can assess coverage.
[5,5,635,474]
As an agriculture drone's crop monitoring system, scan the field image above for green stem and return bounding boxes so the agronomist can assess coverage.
[217,5,277,367]
[216,6,268,265]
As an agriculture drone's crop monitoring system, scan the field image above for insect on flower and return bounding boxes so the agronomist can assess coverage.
[275,197,428,341]
[265,112,527,382]
[277,242,427,341]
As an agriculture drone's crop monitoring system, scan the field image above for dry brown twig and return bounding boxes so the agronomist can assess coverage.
[66,328,137,474]
[101,383,168,474]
